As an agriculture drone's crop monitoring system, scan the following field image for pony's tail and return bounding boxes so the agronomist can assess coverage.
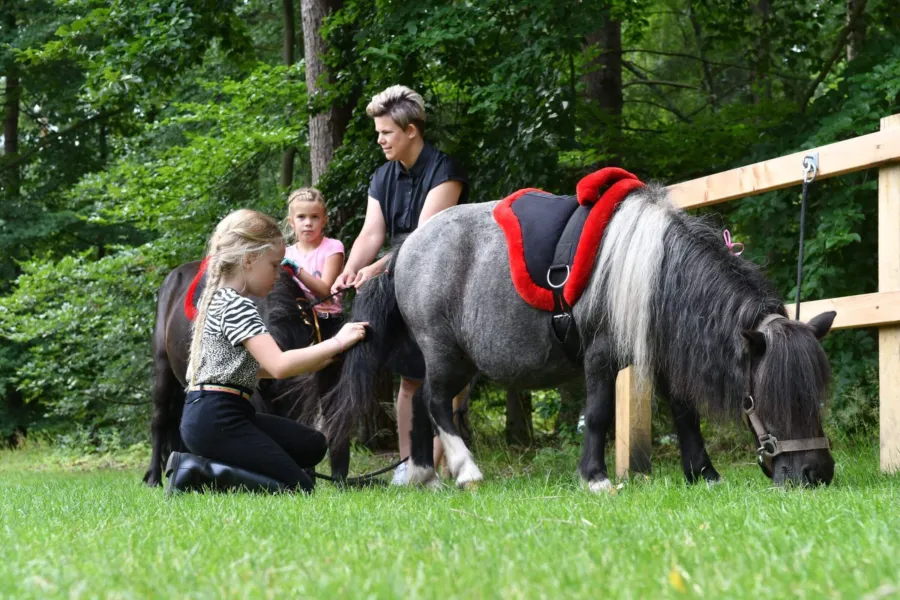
[321,251,408,444]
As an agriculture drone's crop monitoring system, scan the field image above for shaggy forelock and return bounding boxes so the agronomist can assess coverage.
[754,318,830,436]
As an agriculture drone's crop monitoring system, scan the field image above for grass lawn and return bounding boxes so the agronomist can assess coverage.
[1,441,898,599]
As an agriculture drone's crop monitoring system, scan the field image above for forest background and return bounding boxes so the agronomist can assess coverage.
[1,0,896,452]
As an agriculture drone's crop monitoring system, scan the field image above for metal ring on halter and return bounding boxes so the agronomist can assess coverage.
[742,395,755,413]
[802,151,819,183]
[547,265,570,289]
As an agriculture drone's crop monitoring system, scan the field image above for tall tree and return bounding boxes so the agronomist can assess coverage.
[2,11,20,198]
[846,0,867,60]
[301,0,348,184]
[281,0,298,188]
[751,0,773,103]
[582,12,623,163]
[506,389,533,447]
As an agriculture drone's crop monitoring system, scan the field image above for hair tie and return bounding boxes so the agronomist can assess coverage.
[723,229,744,256]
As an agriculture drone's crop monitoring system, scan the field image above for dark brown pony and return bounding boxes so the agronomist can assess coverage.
[142,260,348,487]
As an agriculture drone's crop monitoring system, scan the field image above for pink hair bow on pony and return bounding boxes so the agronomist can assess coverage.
[723,229,744,256]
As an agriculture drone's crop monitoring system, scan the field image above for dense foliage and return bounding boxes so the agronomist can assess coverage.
[1,0,897,445]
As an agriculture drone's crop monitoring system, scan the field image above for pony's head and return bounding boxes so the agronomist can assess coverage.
[742,311,836,486]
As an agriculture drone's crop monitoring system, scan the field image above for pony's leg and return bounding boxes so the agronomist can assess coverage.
[578,356,616,493]
[407,385,440,488]
[143,359,184,487]
[667,394,720,484]
[328,436,350,481]
[428,374,483,489]
[405,351,480,489]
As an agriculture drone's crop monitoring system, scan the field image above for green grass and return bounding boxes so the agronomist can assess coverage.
[1,442,898,599]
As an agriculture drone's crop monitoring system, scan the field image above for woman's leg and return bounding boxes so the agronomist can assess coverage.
[396,377,422,459]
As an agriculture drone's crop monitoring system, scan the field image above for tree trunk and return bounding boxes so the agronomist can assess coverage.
[687,0,718,108]
[301,0,348,184]
[3,12,21,198]
[582,13,622,165]
[751,0,772,103]
[556,385,582,436]
[846,0,866,60]
[281,0,297,188]
[506,389,533,447]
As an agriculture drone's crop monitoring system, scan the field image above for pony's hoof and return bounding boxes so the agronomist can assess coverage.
[691,466,721,486]
[459,480,481,492]
[407,463,439,488]
[455,461,484,490]
[587,478,613,493]
[143,470,162,487]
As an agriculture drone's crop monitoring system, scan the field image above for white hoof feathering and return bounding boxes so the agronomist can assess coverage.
[439,432,484,487]
[588,478,613,493]
[455,460,484,489]
[407,462,439,487]
[390,462,409,486]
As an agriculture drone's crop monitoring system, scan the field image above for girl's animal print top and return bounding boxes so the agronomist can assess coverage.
[193,287,269,390]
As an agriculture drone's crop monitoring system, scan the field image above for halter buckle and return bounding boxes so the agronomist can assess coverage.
[757,434,779,458]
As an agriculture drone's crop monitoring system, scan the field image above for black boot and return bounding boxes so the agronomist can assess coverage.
[164,452,287,496]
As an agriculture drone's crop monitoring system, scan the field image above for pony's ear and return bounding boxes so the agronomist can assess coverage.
[741,330,767,358]
[807,311,836,339]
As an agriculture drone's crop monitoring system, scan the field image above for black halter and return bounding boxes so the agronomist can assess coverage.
[741,315,830,474]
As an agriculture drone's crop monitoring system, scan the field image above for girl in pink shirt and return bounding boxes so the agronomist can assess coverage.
[282,188,345,336]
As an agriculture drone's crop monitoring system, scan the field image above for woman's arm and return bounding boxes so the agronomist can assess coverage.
[244,322,367,379]
[351,181,464,289]
[418,180,464,225]
[333,199,386,291]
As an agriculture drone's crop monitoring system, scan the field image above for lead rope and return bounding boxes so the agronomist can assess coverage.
[795,152,818,320]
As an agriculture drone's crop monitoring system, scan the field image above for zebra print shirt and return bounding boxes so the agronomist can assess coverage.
[192,287,269,389]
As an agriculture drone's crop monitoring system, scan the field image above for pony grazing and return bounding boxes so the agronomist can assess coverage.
[324,171,836,490]
[142,261,345,487]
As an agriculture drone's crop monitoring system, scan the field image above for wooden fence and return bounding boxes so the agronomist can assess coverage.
[615,113,900,477]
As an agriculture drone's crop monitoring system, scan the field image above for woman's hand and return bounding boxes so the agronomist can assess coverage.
[352,264,381,289]
[331,270,356,294]
[334,321,368,351]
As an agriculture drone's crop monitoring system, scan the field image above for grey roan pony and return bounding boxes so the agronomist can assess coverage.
[324,183,836,490]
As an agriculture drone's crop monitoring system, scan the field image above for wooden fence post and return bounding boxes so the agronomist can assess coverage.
[615,367,652,478]
[880,114,900,473]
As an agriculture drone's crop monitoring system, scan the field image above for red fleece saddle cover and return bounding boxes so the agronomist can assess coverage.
[493,167,645,312]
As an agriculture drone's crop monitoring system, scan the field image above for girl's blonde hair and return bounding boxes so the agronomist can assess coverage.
[282,187,328,243]
[187,209,284,386]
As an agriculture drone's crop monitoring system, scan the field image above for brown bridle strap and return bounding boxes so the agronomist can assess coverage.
[296,297,324,345]
[742,314,830,464]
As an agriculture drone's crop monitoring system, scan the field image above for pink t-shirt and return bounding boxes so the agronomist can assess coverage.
[284,237,344,314]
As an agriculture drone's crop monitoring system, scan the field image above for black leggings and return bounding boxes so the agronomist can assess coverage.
[180,389,328,493]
